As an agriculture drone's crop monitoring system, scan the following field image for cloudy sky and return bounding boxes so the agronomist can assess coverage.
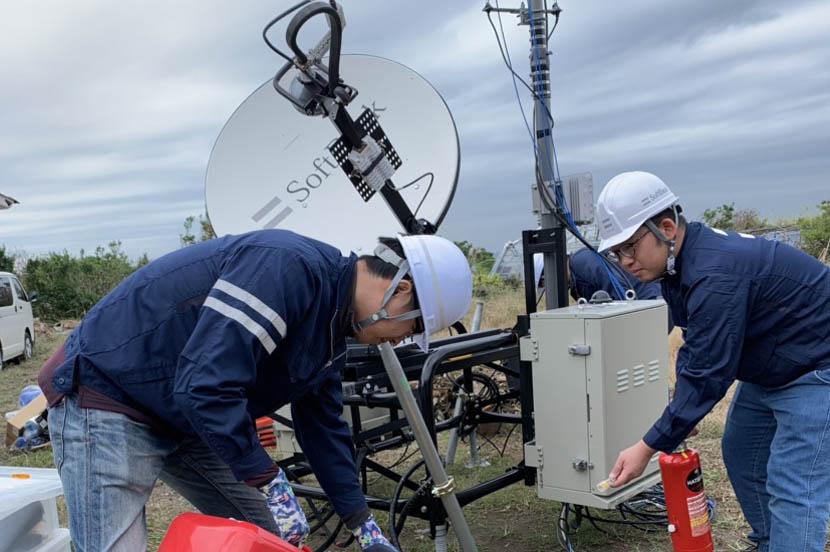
[2,0,828,261]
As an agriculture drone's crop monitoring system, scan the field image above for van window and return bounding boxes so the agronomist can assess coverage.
[0,278,12,308]
[12,278,28,302]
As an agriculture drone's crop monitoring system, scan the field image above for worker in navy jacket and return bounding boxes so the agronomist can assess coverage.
[39,229,472,552]
[596,172,830,552]
[532,249,673,330]
[568,247,662,302]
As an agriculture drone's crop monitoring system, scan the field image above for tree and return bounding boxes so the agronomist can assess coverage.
[702,203,735,230]
[180,212,216,247]
[732,208,768,232]
[453,240,495,274]
[0,246,15,273]
[23,241,141,321]
[702,203,770,232]
[798,200,830,262]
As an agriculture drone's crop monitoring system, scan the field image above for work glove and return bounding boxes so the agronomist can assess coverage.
[351,513,399,551]
[264,468,309,546]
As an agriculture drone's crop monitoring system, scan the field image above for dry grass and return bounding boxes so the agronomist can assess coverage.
[3,295,827,550]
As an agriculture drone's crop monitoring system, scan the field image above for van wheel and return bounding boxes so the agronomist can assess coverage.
[0,347,4,371]
[22,332,33,361]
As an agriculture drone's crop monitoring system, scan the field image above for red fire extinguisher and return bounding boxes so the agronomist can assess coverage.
[659,447,714,552]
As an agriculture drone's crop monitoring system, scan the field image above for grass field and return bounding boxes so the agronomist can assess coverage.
[2,293,826,551]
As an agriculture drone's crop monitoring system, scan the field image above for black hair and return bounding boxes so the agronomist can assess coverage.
[359,237,419,315]
[649,205,686,227]
[359,237,412,281]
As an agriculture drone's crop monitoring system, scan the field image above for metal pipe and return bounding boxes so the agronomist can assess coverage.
[434,524,449,552]
[378,342,479,552]
[419,333,517,442]
[447,302,485,464]
[444,393,465,465]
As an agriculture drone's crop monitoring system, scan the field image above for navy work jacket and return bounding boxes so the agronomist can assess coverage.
[569,248,663,302]
[47,230,366,517]
[569,249,674,332]
[645,222,830,452]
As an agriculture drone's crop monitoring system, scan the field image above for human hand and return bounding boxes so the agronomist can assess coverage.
[264,469,309,546]
[608,440,656,488]
[351,513,398,551]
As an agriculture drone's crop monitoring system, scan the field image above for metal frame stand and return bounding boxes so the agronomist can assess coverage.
[378,343,479,552]
[445,301,490,468]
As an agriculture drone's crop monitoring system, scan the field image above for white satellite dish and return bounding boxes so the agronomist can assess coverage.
[0,193,19,210]
[205,54,459,255]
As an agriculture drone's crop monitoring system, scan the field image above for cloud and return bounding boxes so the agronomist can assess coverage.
[1,0,828,261]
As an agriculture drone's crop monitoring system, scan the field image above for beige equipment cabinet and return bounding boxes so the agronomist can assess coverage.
[520,300,669,508]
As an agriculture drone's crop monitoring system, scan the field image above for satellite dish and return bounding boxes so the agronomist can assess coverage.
[205,54,459,255]
[0,193,19,210]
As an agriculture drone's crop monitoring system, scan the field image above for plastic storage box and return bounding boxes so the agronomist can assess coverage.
[0,466,70,552]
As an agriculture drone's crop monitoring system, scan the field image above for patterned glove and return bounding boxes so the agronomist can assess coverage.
[351,514,399,551]
[264,469,309,546]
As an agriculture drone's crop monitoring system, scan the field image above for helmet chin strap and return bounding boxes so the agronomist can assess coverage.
[643,205,680,277]
[352,243,422,333]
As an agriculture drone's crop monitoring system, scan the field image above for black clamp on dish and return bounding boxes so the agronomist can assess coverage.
[270,1,355,116]
[264,1,437,236]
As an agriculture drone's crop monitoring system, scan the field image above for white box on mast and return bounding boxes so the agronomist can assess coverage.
[563,172,594,225]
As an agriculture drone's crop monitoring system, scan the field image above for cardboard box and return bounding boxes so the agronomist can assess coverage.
[5,393,48,447]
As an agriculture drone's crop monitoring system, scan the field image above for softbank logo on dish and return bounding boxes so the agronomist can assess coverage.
[251,102,387,229]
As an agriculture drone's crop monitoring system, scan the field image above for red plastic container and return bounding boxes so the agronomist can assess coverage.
[659,448,714,552]
[158,513,313,552]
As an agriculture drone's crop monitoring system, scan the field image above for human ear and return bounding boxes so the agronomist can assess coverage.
[394,279,413,297]
[660,218,677,240]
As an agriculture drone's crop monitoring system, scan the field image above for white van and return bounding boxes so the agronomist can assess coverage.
[0,271,35,369]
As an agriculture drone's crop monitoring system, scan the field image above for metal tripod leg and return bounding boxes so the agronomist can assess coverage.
[378,343,478,552]
[446,302,489,467]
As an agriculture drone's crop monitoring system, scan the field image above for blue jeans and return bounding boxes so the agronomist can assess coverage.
[722,369,830,552]
[49,394,278,552]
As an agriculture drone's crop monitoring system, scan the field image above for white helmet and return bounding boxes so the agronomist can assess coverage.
[356,234,472,351]
[596,171,679,252]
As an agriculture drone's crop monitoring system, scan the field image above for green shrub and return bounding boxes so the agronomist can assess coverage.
[798,200,830,262]
[22,241,141,321]
[0,246,14,273]
[473,272,522,298]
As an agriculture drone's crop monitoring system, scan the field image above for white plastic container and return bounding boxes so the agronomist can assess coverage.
[0,467,70,552]
[32,528,70,552]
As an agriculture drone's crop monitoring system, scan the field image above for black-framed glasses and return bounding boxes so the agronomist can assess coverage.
[608,230,649,261]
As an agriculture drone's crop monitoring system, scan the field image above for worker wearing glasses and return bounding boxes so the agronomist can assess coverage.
[597,171,830,552]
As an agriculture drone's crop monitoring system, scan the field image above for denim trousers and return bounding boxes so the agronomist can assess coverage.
[722,368,830,552]
[48,394,278,552]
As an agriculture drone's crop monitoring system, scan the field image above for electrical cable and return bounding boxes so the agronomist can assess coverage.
[488,5,534,144]
[554,485,718,550]
[557,504,576,551]
[262,0,312,62]
[526,8,630,299]
[488,1,631,299]
[535,163,629,299]
[388,172,434,218]
[544,0,561,41]
[388,459,427,550]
